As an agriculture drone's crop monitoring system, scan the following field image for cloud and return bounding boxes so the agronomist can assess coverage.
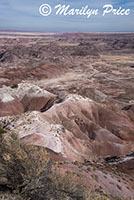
[0,0,134,32]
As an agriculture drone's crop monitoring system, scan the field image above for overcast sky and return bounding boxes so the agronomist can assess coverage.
[0,0,134,32]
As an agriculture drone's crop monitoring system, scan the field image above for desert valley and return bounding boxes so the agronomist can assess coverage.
[0,31,134,200]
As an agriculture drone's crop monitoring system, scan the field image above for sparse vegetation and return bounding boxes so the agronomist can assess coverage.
[0,127,6,134]
[11,84,18,89]
[0,125,7,139]
[91,174,99,182]
[0,131,123,200]
[116,184,122,190]
[0,32,134,200]
[0,192,23,200]
[0,132,48,191]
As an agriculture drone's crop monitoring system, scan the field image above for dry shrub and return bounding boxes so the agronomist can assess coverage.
[0,191,23,200]
[22,168,88,200]
[0,124,7,140]
[22,164,110,200]
[0,131,130,200]
[0,132,48,191]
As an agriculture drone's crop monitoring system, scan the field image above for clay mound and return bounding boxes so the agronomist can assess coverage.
[78,87,108,103]
[0,63,65,84]
[1,94,134,160]
[22,134,46,146]
[93,141,128,157]
[21,90,57,112]
[71,44,99,57]
[40,94,133,158]
[0,94,24,117]
[97,106,134,141]
[29,63,65,79]
[22,133,67,162]
[0,46,41,64]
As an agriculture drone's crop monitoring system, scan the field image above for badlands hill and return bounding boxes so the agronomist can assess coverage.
[0,32,134,199]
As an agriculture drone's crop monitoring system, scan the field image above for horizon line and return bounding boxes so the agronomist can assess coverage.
[0,30,134,34]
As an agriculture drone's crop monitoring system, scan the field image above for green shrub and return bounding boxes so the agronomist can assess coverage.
[0,125,7,139]
[11,84,18,89]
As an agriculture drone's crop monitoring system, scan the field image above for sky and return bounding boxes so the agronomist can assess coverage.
[0,0,134,32]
